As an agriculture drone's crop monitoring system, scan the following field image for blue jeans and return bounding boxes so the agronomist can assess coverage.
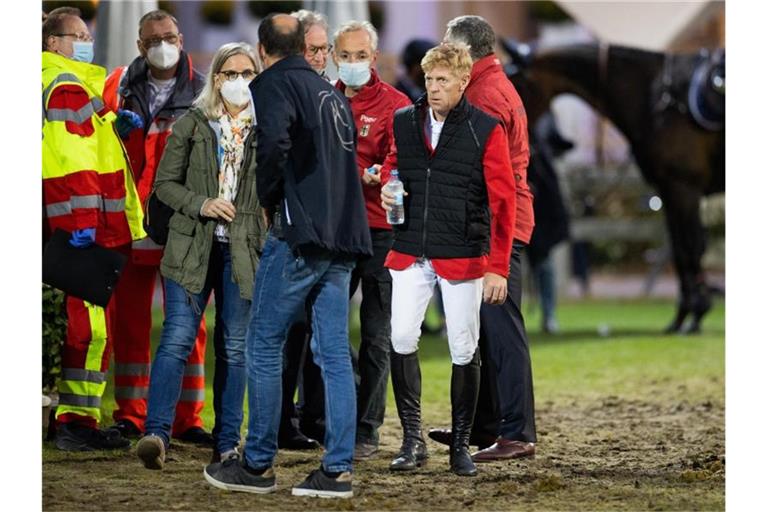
[145,242,249,453]
[244,234,356,473]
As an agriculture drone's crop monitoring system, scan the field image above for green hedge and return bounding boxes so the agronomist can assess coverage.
[42,285,67,393]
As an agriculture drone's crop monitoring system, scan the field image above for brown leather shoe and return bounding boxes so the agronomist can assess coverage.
[471,438,535,462]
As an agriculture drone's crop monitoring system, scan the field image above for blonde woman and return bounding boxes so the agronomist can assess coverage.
[136,42,266,470]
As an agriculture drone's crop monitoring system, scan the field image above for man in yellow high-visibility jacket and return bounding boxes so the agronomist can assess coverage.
[43,7,145,451]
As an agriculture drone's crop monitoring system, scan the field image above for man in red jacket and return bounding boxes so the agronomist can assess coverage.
[332,20,412,460]
[381,43,516,477]
[101,10,212,446]
[427,15,538,462]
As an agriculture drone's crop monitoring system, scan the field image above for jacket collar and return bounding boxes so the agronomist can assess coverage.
[122,50,198,118]
[470,54,503,84]
[42,51,107,93]
[265,54,314,73]
[414,93,470,123]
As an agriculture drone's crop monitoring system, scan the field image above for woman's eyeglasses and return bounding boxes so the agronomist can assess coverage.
[219,70,257,81]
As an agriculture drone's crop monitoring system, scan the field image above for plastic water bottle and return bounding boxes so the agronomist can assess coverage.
[384,169,405,225]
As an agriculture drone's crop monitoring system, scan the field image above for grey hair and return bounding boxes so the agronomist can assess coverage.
[445,15,496,61]
[290,9,328,34]
[193,42,260,120]
[138,9,179,38]
[333,20,378,52]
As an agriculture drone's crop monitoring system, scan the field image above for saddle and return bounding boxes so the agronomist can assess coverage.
[688,48,725,131]
[653,48,725,132]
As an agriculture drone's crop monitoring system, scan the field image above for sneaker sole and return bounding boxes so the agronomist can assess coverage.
[203,468,277,494]
[55,437,95,452]
[136,440,164,470]
[291,487,353,499]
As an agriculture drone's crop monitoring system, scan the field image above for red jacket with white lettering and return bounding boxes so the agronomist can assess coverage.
[103,52,203,264]
[335,69,412,230]
[465,54,534,243]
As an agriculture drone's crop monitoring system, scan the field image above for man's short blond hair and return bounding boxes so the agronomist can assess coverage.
[420,42,472,77]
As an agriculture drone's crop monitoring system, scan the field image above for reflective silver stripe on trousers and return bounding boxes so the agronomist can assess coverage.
[61,368,106,384]
[59,393,101,408]
[114,386,148,400]
[178,389,206,402]
[133,237,164,251]
[45,196,126,218]
[184,364,205,377]
[113,363,151,376]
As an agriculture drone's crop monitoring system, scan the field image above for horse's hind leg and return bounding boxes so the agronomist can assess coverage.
[659,183,711,334]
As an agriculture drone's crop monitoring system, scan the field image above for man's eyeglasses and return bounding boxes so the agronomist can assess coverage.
[218,70,257,82]
[306,44,332,57]
[141,34,180,48]
[55,32,93,42]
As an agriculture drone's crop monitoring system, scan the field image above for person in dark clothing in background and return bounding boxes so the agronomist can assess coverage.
[394,38,436,103]
[526,111,573,334]
[204,14,371,499]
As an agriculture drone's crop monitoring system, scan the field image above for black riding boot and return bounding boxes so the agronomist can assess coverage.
[450,350,481,476]
[389,351,428,471]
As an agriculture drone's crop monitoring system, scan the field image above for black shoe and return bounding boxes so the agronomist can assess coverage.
[449,351,481,477]
[204,458,277,494]
[390,352,428,471]
[450,446,477,476]
[174,426,214,446]
[109,419,142,439]
[291,466,353,498]
[389,437,428,471]
[210,447,240,464]
[278,428,321,450]
[299,419,326,446]
[427,428,496,450]
[55,423,131,452]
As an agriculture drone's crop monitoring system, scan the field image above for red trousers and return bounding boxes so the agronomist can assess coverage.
[110,256,207,435]
[56,295,115,428]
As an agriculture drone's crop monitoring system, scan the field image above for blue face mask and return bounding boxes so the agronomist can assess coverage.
[71,41,94,63]
[338,61,371,88]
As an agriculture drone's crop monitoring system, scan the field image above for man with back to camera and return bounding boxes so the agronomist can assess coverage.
[380,42,517,477]
[101,9,213,448]
[203,14,372,499]
[332,19,412,460]
[428,14,538,463]
[271,8,332,452]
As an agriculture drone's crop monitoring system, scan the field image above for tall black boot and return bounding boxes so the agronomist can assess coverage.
[389,351,428,471]
[450,350,481,476]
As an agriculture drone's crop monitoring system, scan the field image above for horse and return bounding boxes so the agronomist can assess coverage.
[501,40,725,333]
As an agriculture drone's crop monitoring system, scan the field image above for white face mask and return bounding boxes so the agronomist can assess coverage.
[220,77,252,107]
[146,41,180,70]
[338,61,371,88]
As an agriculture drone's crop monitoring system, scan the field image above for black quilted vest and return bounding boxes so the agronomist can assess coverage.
[391,96,498,258]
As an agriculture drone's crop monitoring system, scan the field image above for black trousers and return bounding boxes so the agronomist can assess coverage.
[349,229,393,445]
[474,240,537,443]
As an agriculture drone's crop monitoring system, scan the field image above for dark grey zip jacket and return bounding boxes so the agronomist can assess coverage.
[249,55,372,257]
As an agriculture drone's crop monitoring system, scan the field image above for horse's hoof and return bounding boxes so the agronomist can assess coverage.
[664,320,685,334]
